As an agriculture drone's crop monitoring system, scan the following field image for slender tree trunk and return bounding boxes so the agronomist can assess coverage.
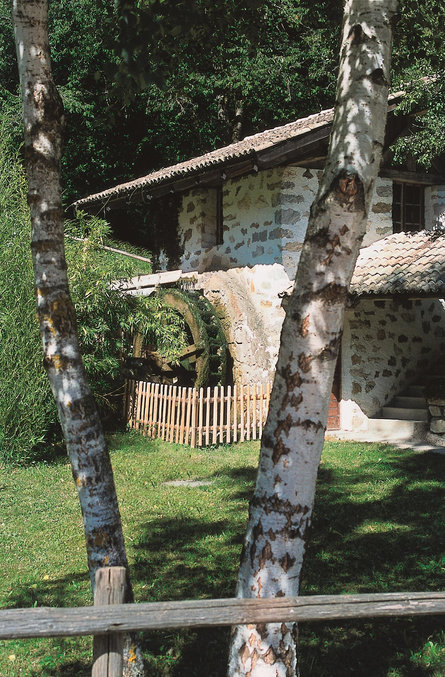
[232,99,244,142]
[227,1,398,675]
[12,1,144,674]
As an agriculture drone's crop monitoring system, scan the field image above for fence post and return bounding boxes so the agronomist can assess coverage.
[92,567,126,677]
[123,379,272,447]
[191,388,197,448]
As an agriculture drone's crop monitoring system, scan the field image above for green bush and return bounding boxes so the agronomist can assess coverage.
[0,132,187,463]
[0,119,56,463]
[65,214,187,421]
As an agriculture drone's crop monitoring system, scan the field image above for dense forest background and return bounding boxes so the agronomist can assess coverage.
[0,0,444,207]
[0,0,443,462]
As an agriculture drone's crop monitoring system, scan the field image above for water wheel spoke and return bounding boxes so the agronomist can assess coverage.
[179,342,205,364]
[131,290,228,388]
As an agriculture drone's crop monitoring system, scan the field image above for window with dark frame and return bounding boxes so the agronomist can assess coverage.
[392,181,425,233]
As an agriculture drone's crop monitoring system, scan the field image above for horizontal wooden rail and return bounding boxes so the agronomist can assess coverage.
[65,235,152,263]
[1,592,444,640]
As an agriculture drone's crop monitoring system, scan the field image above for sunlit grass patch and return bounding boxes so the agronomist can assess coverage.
[0,433,443,676]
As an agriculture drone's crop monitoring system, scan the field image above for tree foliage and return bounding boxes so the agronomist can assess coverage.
[115,0,343,150]
[66,212,188,383]
[0,115,185,463]
[0,0,443,208]
[0,115,56,463]
[390,0,445,168]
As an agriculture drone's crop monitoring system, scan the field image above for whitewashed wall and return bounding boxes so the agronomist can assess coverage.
[178,166,318,279]
[425,185,445,230]
[362,177,393,246]
[172,164,443,431]
[177,168,393,275]
[197,264,291,384]
[341,298,445,430]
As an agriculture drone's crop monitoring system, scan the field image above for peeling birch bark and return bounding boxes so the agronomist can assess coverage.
[12,2,144,674]
[227,1,398,675]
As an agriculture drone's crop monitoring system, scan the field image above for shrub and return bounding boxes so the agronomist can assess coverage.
[0,118,56,463]
[65,213,188,420]
[0,137,187,462]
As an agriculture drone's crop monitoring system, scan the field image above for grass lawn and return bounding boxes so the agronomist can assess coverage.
[0,433,443,676]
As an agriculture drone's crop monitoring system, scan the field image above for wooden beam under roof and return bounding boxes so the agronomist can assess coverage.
[91,126,333,211]
[379,169,445,185]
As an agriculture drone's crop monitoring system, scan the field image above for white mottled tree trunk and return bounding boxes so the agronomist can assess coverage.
[227,1,398,675]
[12,1,143,674]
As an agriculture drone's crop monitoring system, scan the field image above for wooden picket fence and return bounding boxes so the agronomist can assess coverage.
[124,380,271,446]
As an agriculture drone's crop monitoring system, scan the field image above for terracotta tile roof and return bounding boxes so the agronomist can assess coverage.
[74,90,405,208]
[350,230,445,297]
[74,108,334,208]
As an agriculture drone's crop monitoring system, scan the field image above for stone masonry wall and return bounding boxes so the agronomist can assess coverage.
[173,165,442,426]
[341,298,445,430]
[197,264,290,384]
[425,184,445,230]
[178,166,319,278]
[362,177,393,246]
[177,169,393,275]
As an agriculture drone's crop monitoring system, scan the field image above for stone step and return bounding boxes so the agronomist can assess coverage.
[343,419,428,444]
[403,385,426,398]
[430,417,445,434]
[392,396,427,409]
[381,406,428,422]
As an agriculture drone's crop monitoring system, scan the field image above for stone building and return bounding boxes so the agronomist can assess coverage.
[75,93,445,441]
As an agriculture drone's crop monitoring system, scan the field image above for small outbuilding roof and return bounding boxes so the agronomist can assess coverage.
[74,91,405,209]
[351,230,445,298]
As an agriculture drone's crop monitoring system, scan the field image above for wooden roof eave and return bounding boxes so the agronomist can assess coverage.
[347,291,445,306]
[79,125,333,212]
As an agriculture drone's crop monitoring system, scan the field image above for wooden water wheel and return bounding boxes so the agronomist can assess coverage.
[129,289,228,388]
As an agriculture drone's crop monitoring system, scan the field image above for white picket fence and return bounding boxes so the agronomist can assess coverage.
[124,380,271,447]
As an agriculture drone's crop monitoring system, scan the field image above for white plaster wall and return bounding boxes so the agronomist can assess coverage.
[178,166,319,278]
[271,166,319,276]
[341,298,445,430]
[362,177,393,246]
[425,185,445,230]
[175,166,444,401]
[197,264,291,384]
[178,169,396,274]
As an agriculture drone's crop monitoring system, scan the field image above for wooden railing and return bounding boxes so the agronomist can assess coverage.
[124,380,271,446]
[4,591,444,638]
[1,567,444,677]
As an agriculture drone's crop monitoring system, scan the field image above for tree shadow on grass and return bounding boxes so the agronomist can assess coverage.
[132,517,241,602]
[30,655,90,677]
[303,448,445,593]
[4,572,91,611]
[130,514,240,677]
[126,462,258,677]
[2,572,92,677]
[119,447,444,676]
[298,447,445,676]
[3,446,444,676]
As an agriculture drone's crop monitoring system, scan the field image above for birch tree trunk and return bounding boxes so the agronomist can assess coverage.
[12,2,144,674]
[227,1,398,675]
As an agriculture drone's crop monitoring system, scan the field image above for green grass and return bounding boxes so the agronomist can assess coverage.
[0,434,443,676]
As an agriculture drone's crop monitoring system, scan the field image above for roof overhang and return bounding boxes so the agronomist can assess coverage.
[74,91,413,212]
